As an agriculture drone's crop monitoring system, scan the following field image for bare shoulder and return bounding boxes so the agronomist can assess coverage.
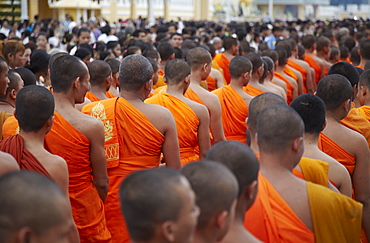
[0,152,19,175]
[202,92,221,110]
[185,99,209,119]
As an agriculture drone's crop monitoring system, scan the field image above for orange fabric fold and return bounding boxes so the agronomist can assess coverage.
[83,97,164,243]
[295,157,329,187]
[341,102,370,148]
[184,87,206,106]
[85,92,100,102]
[106,91,115,98]
[243,85,264,96]
[244,173,314,243]
[357,105,370,122]
[304,54,321,84]
[206,75,217,92]
[152,69,166,90]
[212,85,248,144]
[0,134,51,177]
[214,53,231,84]
[284,66,298,81]
[274,72,293,104]
[0,111,13,140]
[357,65,364,70]
[44,112,111,242]
[145,93,199,165]
[287,59,307,85]
[2,115,18,139]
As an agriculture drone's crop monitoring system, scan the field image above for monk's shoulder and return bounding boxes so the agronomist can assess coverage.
[184,98,208,119]
[0,151,19,175]
[201,91,222,111]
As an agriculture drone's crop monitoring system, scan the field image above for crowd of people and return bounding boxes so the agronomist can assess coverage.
[1,13,370,242]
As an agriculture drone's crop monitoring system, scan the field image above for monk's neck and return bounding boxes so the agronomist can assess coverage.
[276,66,284,73]
[305,48,314,54]
[190,72,202,85]
[159,61,167,71]
[259,152,297,176]
[223,51,234,61]
[360,59,369,68]
[192,229,218,243]
[229,79,245,91]
[120,90,146,102]
[249,134,259,154]
[326,111,343,124]
[316,51,326,59]
[166,85,187,97]
[303,133,320,151]
[19,130,46,151]
[90,86,108,100]
[53,93,77,112]
[249,75,261,85]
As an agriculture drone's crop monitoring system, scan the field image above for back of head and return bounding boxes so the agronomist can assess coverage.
[206,141,259,197]
[50,54,87,93]
[359,69,370,90]
[0,70,22,98]
[181,39,196,50]
[350,46,361,66]
[88,60,112,86]
[186,47,212,70]
[290,94,326,134]
[164,58,190,85]
[276,40,292,57]
[316,74,352,111]
[143,48,160,60]
[229,56,252,79]
[275,47,287,67]
[244,52,262,73]
[16,85,54,132]
[285,38,297,51]
[181,161,238,229]
[262,56,274,72]
[0,171,67,242]
[261,49,278,63]
[360,39,370,60]
[328,62,359,87]
[257,105,304,153]
[120,168,190,242]
[316,36,330,52]
[74,47,92,60]
[248,93,286,133]
[119,54,153,92]
[49,52,68,69]
[365,60,370,71]
[27,49,50,74]
[223,36,238,51]
[297,44,305,59]
[105,58,120,74]
[339,46,349,59]
[301,35,316,49]
[157,41,175,61]
[14,68,36,86]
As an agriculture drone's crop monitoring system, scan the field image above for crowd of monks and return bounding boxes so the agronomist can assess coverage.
[2,26,370,243]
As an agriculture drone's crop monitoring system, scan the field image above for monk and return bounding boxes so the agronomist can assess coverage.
[261,56,287,100]
[120,168,199,243]
[260,49,288,93]
[181,161,238,243]
[0,151,18,175]
[206,141,261,243]
[0,57,10,137]
[329,62,370,148]
[154,41,175,89]
[45,54,111,242]
[285,38,316,94]
[243,52,279,96]
[205,43,226,91]
[105,58,120,97]
[186,47,226,144]
[245,105,362,243]
[0,171,76,243]
[146,59,210,165]
[214,36,239,84]
[290,94,352,196]
[82,54,181,242]
[358,40,370,69]
[0,70,23,114]
[316,74,370,241]
[357,70,370,121]
[301,35,325,84]
[316,36,332,76]
[85,60,112,102]
[213,56,253,144]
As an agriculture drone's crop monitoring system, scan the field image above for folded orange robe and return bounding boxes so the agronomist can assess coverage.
[184,87,206,106]
[82,97,164,243]
[287,60,308,93]
[0,111,13,140]
[243,85,264,97]
[206,75,217,92]
[2,115,18,139]
[152,69,166,90]
[274,72,293,104]
[304,54,321,84]
[284,66,298,81]
[341,102,370,148]
[294,157,329,187]
[44,112,111,243]
[212,85,248,143]
[0,134,51,177]
[357,65,364,70]
[85,92,100,102]
[212,60,227,85]
[245,173,315,242]
[106,91,115,98]
[357,105,370,122]
[214,53,231,84]
[145,93,199,165]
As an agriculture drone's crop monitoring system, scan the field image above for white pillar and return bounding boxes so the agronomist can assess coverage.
[59,8,65,21]
[21,0,29,21]
[147,0,155,26]
[91,9,95,18]
[77,8,81,24]
[83,8,88,21]
[268,0,273,20]
[225,0,230,23]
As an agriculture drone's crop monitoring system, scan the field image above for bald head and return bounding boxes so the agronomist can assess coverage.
[119,54,153,92]
[0,70,23,99]
[328,62,359,87]
[181,161,238,229]
[276,40,292,57]
[248,93,286,134]
[0,171,71,242]
[262,56,274,72]
[290,94,326,135]
[88,60,112,86]
[285,38,298,51]
[301,35,316,49]
[244,52,262,74]
[223,36,238,51]
[316,36,330,52]
[360,39,370,60]
[359,69,370,90]
[275,48,287,67]
[261,49,278,63]
[186,47,212,70]
[257,105,304,153]
[206,141,259,197]
[157,41,175,61]
[316,74,352,111]
[229,56,252,79]
[165,58,190,85]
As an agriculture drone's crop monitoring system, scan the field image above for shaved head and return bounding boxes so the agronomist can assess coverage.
[0,171,71,242]
[157,41,175,61]
[257,105,304,153]
[206,141,259,197]
[276,40,292,57]
[316,36,330,51]
[328,62,359,87]
[360,39,370,60]
[261,49,278,63]
[301,35,316,49]
[359,69,370,89]
[181,161,238,229]
[0,70,23,99]
[275,48,287,67]
[316,74,352,111]
[165,58,190,85]
[88,60,112,86]
[244,52,262,74]
[186,47,212,70]
[248,93,286,134]
[229,56,252,79]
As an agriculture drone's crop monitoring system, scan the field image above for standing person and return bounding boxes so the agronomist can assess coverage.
[45,55,111,242]
[301,35,325,84]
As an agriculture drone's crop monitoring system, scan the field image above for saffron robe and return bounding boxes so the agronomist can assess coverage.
[82,97,164,243]
[214,53,231,84]
[357,105,370,122]
[145,93,199,165]
[152,69,166,90]
[294,157,329,187]
[106,91,115,98]
[212,85,248,143]
[2,115,18,139]
[206,75,217,92]
[243,85,264,97]
[184,87,206,106]
[304,54,321,84]
[287,59,308,93]
[85,92,100,102]
[44,112,111,243]
[274,72,293,104]
[0,111,13,140]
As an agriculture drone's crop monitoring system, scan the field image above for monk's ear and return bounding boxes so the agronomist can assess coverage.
[161,221,176,242]
[163,75,167,84]
[170,53,175,60]
[47,115,55,128]
[321,119,327,132]
[292,136,303,153]
[16,227,33,243]
[10,89,16,100]
[145,79,152,91]
[74,77,81,89]
[343,99,351,112]
[245,180,258,201]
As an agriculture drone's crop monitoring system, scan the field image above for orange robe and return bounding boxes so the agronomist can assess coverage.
[212,85,248,143]
[2,115,18,139]
[212,59,227,85]
[358,106,370,122]
[0,134,50,177]
[85,92,101,102]
[152,69,166,90]
[184,87,206,106]
[341,102,370,148]
[357,65,364,70]
[274,72,293,104]
[206,75,217,92]
[44,112,111,243]
[106,91,116,98]
[82,97,164,243]
[0,111,13,140]
[145,93,199,165]
[214,53,231,84]
[294,157,329,187]
[304,54,321,84]
[243,85,264,97]
[287,59,308,93]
